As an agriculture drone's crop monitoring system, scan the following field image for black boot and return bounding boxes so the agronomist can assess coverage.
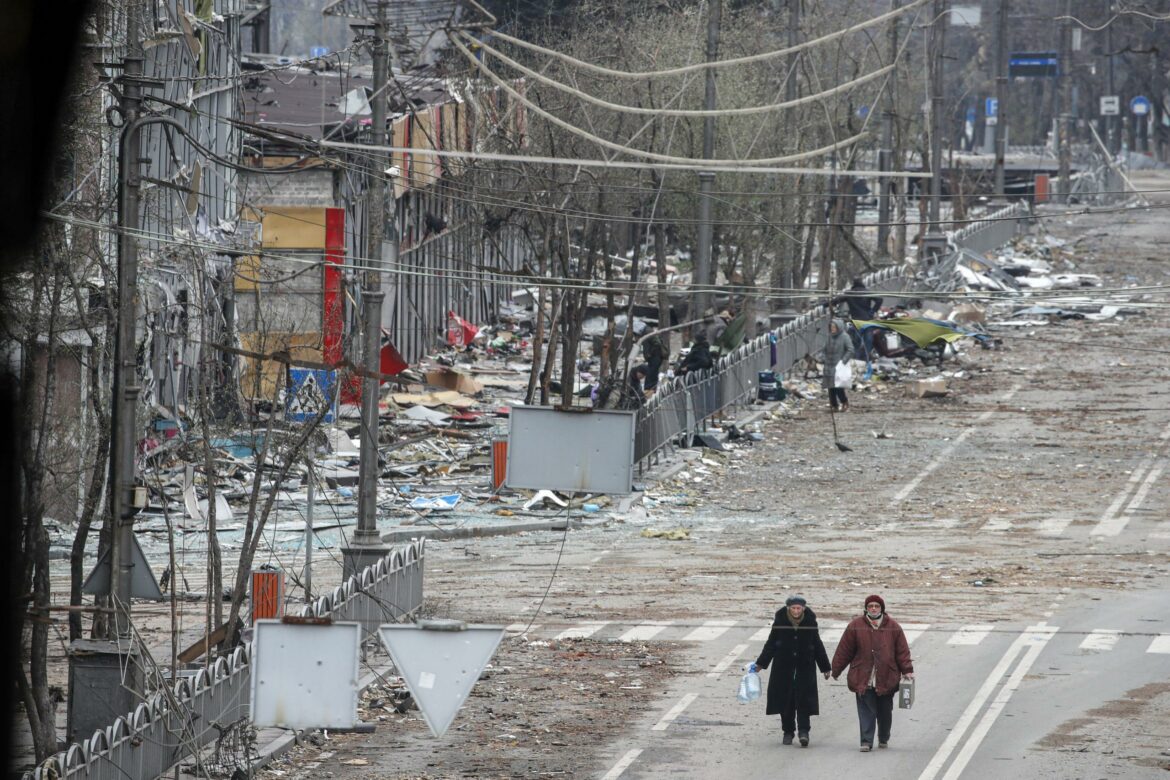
[782,732,794,745]
[798,731,809,747]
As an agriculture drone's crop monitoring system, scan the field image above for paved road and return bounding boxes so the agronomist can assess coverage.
[269,174,1170,780]
[582,589,1170,779]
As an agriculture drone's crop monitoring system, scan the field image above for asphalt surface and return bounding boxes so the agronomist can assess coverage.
[592,589,1170,779]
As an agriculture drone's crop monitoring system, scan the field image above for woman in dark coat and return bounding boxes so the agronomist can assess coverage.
[754,595,832,747]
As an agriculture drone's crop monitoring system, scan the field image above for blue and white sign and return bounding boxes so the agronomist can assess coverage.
[1009,52,1059,78]
[857,104,870,119]
[985,97,998,126]
[310,46,329,58]
[1130,95,1151,116]
[287,368,336,423]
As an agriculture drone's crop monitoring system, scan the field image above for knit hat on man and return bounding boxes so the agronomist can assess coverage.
[785,595,807,607]
[864,594,885,612]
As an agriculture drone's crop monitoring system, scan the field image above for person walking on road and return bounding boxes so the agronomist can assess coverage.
[754,595,831,747]
[823,318,853,412]
[830,594,915,752]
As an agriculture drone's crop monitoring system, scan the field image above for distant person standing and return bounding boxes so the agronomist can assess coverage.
[833,278,882,321]
[753,596,832,747]
[822,318,853,412]
[678,331,714,376]
[625,364,649,408]
[832,278,882,358]
[830,595,915,752]
[640,332,668,391]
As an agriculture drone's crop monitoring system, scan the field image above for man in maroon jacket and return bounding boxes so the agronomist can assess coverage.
[830,594,915,751]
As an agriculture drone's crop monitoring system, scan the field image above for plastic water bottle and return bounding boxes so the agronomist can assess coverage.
[737,664,762,703]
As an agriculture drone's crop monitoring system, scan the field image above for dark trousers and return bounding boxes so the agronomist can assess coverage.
[780,698,811,735]
[856,688,894,746]
[830,388,848,409]
[645,356,662,390]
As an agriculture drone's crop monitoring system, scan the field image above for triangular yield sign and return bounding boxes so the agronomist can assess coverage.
[378,621,504,737]
[82,534,164,599]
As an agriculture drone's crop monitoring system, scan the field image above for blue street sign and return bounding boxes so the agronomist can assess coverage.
[310,46,329,58]
[857,105,870,119]
[1130,95,1151,116]
[1009,52,1059,78]
[985,97,998,118]
[287,369,336,423]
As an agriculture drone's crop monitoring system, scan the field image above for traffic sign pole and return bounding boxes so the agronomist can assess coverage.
[1131,96,1151,153]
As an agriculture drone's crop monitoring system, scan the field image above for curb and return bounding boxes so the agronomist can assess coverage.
[380,516,608,544]
[240,661,401,776]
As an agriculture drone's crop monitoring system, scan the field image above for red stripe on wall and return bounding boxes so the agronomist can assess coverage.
[323,207,345,366]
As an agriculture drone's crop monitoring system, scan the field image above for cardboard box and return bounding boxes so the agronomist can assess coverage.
[950,303,987,325]
[910,377,948,398]
[424,368,483,395]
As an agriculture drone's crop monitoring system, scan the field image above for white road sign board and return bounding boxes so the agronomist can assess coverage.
[251,620,362,729]
[1100,95,1120,116]
[379,620,504,737]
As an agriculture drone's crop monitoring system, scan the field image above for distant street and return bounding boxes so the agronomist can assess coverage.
[258,173,1170,779]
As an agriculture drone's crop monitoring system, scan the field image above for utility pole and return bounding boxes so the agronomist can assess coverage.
[305,460,314,603]
[772,0,800,318]
[70,0,151,744]
[693,0,721,330]
[1057,0,1072,202]
[109,4,145,641]
[345,6,390,578]
[922,0,949,259]
[1106,5,1116,155]
[876,0,900,260]
[993,0,1009,197]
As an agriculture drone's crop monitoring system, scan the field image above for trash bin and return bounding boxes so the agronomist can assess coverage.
[250,567,284,624]
[757,371,786,401]
[491,437,508,490]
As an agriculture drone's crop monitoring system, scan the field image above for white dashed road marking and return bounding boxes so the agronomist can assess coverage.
[1078,629,1121,652]
[1147,634,1170,654]
[891,385,1020,506]
[601,749,642,780]
[708,643,751,678]
[651,693,699,731]
[619,621,672,642]
[903,623,930,645]
[683,620,737,642]
[555,621,608,640]
[947,625,995,646]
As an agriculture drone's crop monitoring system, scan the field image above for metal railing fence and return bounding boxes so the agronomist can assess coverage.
[24,539,426,780]
[634,201,1032,471]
